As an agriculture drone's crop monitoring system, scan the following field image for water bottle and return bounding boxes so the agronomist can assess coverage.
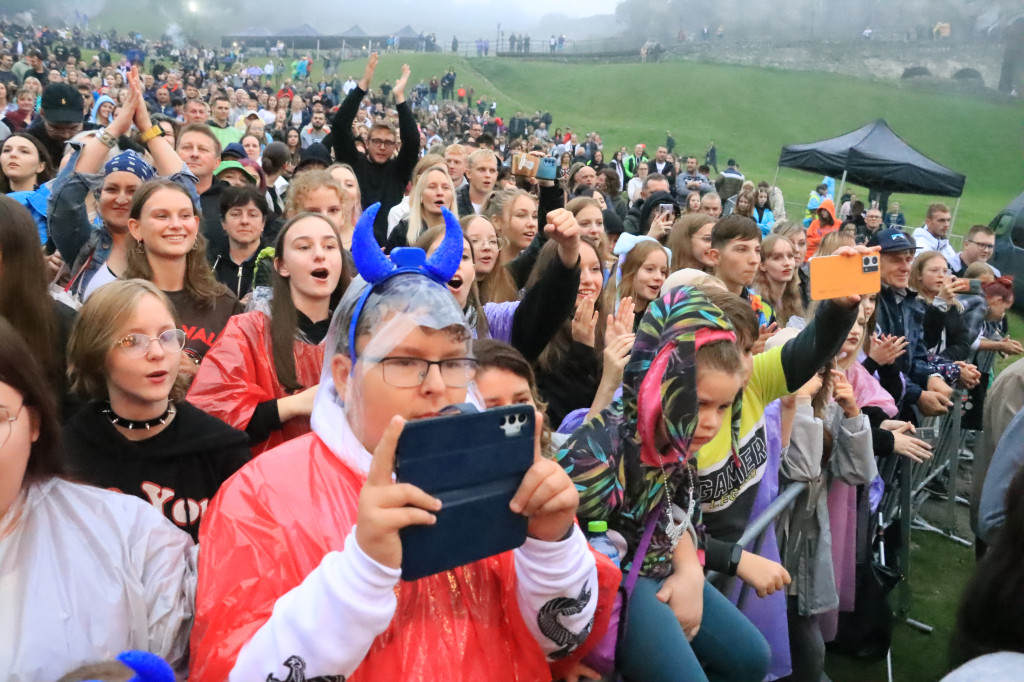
[587,520,621,567]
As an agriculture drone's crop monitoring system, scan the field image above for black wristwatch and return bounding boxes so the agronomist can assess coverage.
[726,544,743,576]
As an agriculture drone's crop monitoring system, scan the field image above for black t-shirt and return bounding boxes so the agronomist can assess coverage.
[164,288,243,364]
[0,69,17,90]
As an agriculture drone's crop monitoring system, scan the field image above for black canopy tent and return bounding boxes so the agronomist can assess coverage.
[775,119,967,226]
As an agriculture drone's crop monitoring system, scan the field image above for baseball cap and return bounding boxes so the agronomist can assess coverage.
[215,160,257,184]
[293,142,332,173]
[40,83,85,123]
[867,228,915,252]
[221,142,247,160]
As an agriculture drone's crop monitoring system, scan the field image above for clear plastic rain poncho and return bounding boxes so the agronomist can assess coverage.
[0,479,195,682]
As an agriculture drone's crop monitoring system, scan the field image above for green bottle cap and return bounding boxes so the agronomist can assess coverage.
[588,520,608,533]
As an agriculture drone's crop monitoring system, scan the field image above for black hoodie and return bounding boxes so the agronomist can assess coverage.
[211,238,267,300]
[62,400,251,542]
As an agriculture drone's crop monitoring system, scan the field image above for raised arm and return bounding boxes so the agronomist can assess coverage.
[393,65,420,180]
[332,54,376,165]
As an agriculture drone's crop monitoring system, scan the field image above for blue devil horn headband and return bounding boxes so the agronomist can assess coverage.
[347,202,464,361]
[82,650,175,682]
[352,203,463,286]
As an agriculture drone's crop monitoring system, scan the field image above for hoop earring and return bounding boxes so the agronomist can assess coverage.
[137,240,145,253]
[192,240,199,252]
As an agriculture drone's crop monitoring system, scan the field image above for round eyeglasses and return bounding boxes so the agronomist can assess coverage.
[113,329,187,357]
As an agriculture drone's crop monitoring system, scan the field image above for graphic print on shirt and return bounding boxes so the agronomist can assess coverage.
[537,582,595,659]
[140,481,209,529]
[267,655,344,682]
[697,418,767,513]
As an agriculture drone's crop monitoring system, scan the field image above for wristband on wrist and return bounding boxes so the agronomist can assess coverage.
[139,124,164,143]
[97,128,118,148]
[726,544,743,576]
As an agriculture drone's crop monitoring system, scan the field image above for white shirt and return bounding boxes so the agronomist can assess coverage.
[912,226,958,268]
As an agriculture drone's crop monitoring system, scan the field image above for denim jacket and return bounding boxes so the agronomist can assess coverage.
[47,147,199,296]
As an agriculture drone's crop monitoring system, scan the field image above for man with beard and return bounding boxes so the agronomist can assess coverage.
[300,111,330,149]
[26,83,87,165]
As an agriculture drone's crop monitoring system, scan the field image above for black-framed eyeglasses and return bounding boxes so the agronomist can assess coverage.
[0,402,25,449]
[368,138,396,148]
[113,329,187,357]
[369,356,478,388]
[965,240,995,251]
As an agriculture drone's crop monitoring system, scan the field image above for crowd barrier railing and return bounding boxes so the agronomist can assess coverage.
[878,389,969,635]
[707,481,808,607]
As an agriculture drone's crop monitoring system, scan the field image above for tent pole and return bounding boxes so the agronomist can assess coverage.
[836,170,848,203]
[770,165,780,191]
[950,196,962,235]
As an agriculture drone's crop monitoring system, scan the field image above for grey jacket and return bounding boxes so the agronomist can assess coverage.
[777,401,877,616]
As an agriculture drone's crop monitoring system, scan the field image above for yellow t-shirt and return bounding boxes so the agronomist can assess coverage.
[695,345,789,539]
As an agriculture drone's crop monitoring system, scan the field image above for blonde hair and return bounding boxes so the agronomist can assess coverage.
[482,186,536,237]
[407,166,457,244]
[467,148,497,170]
[285,169,351,222]
[326,162,362,229]
[67,279,185,400]
[815,230,855,257]
[910,250,949,293]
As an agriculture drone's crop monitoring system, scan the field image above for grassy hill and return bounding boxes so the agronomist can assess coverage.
[320,53,1021,231]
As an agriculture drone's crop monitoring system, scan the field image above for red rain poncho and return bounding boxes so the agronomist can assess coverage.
[187,311,323,455]
[189,432,619,681]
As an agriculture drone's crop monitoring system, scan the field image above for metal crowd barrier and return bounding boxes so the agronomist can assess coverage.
[877,389,969,635]
[708,481,808,605]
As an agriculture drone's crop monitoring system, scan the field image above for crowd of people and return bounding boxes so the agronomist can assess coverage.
[3,21,1024,682]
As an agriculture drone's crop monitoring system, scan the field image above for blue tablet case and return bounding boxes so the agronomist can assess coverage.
[396,404,535,581]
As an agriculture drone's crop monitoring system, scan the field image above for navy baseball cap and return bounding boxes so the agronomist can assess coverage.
[868,228,915,252]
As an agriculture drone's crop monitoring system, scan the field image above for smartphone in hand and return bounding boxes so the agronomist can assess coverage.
[396,404,535,580]
[809,253,881,301]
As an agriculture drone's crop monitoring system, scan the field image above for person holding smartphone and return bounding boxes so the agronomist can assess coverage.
[191,207,603,681]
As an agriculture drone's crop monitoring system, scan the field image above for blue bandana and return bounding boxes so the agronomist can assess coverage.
[103,150,156,182]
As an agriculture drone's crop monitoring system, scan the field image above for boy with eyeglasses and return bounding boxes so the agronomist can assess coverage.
[333,52,420,242]
[951,224,1000,277]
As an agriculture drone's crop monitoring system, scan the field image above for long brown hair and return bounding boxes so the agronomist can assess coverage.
[527,236,607,375]
[271,212,350,392]
[668,213,715,272]
[124,180,229,309]
[0,196,57,378]
[617,240,668,311]
[461,215,518,304]
[0,133,54,192]
[414,224,489,339]
[752,234,804,327]
[0,316,63,488]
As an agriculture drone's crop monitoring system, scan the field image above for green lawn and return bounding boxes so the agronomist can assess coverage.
[346,53,1020,232]
[102,49,1023,233]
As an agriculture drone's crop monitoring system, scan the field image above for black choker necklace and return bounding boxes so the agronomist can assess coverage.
[103,402,176,430]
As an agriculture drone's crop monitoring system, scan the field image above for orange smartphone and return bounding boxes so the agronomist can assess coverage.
[808,253,881,301]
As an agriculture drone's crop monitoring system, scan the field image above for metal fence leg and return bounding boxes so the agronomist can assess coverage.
[898,457,913,620]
